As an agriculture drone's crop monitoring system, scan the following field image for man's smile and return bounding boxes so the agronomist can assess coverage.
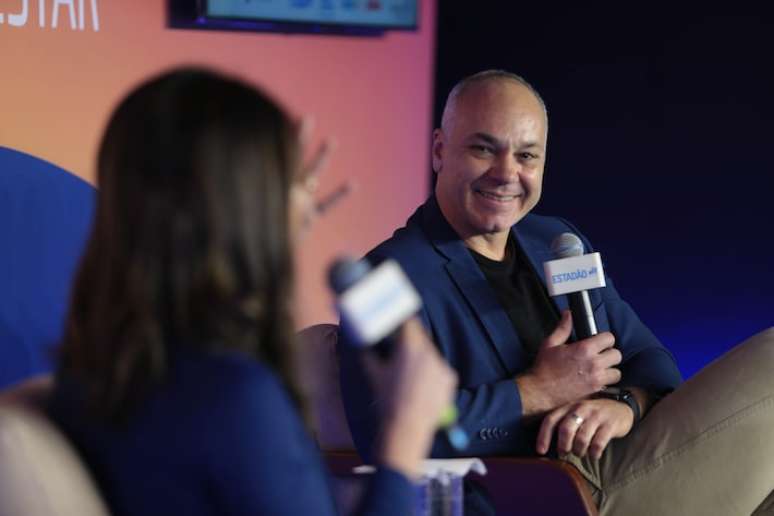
[474,189,523,203]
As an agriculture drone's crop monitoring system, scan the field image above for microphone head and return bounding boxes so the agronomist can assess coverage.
[551,233,584,259]
[328,257,372,294]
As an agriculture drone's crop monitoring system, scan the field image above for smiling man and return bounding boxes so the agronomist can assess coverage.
[433,71,547,259]
[339,71,774,516]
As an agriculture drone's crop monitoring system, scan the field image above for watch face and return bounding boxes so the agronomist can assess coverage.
[602,387,624,399]
[601,387,640,422]
[602,387,635,403]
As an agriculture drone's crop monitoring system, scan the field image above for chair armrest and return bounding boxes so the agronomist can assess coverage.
[480,456,598,516]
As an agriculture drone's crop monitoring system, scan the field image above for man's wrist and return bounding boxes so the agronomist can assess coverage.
[515,373,555,417]
[596,387,640,424]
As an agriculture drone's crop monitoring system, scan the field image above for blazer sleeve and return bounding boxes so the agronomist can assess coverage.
[597,275,683,395]
[418,309,536,458]
[560,218,683,396]
[211,362,414,516]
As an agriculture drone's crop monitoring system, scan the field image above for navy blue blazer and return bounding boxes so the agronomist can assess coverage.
[339,196,682,460]
[50,350,413,516]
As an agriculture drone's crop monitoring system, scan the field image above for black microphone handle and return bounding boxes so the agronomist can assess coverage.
[567,290,598,341]
[368,331,398,360]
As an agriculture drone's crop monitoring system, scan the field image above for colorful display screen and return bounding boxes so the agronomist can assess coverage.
[204,0,418,29]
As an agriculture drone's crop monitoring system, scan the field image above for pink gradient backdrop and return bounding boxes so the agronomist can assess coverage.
[0,0,436,328]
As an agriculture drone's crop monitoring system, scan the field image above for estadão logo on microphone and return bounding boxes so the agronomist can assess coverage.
[543,253,606,297]
[551,266,599,285]
[0,0,100,31]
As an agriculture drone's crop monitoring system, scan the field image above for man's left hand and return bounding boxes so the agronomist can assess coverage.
[536,398,635,460]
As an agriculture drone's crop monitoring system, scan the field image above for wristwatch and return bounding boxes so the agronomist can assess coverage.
[598,387,640,424]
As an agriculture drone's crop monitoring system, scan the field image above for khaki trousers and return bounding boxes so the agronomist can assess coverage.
[563,327,774,516]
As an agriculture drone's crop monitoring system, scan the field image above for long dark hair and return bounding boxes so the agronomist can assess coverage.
[58,68,301,421]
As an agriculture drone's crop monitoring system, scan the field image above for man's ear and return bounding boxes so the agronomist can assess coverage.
[431,128,444,174]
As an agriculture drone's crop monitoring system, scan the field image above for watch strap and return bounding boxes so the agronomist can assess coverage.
[600,388,640,424]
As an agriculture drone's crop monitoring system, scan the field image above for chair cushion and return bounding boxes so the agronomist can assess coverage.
[0,377,110,516]
[0,147,95,388]
[296,324,355,451]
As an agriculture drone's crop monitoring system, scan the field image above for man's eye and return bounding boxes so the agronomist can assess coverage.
[470,145,493,154]
[519,152,538,161]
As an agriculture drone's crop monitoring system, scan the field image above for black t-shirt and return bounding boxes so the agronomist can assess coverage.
[469,235,560,362]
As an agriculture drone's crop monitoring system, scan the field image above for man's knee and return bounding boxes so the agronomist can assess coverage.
[721,327,774,392]
[758,327,774,341]
[738,327,774,362]
[674,327,774,413]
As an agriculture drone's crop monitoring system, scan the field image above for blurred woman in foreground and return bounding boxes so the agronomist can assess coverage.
[49,68,455,516]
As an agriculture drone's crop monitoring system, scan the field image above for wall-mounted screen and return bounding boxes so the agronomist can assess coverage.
[195,0,418,33]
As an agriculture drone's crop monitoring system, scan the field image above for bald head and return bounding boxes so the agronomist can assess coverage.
[440,70,548,134]
[431,70,549,257]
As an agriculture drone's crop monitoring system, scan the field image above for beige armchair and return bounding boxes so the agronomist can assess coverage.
[0,376,110,516]
[297,323,598,516]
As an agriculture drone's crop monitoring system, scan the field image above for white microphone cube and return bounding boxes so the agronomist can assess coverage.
[336,259,422,345]
[543,252,606,296]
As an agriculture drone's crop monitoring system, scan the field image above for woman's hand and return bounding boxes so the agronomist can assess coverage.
[366,318,458,479]
[289,116,343,241]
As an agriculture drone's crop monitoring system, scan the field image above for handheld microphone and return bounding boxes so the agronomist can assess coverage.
[543,233,606,341]
[328,257,418,359]
[329,257,469,451]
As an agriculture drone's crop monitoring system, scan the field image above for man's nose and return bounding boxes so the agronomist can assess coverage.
[490,152,521,183]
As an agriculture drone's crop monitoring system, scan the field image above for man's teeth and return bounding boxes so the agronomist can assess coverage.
[478,191,518,201]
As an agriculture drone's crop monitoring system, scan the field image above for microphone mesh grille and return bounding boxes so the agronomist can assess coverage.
[551,233,584,258]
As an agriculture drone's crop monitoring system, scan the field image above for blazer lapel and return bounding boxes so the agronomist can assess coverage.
[420,197,525,373]
[512,225,569,314]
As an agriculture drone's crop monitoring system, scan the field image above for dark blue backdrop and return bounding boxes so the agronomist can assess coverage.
[434,7,773,378]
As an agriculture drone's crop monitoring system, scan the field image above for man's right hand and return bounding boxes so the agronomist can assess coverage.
[516,310,622,416]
